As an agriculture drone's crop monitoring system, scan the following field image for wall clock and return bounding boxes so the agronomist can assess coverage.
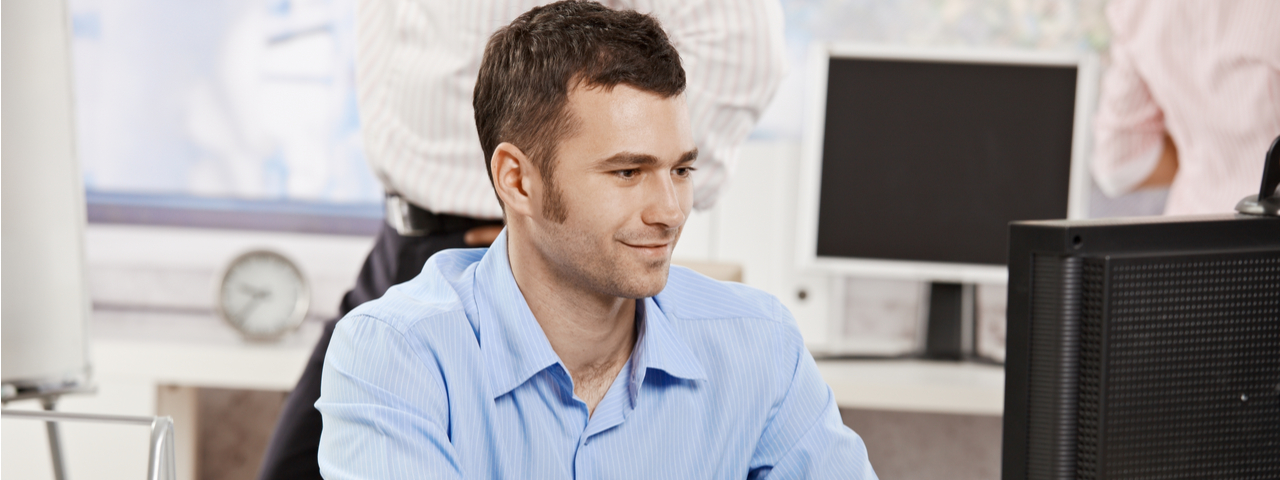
[216,250,310,341]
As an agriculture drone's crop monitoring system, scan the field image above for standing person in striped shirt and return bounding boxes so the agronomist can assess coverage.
[1091,0,1280,215]
[258,0,786,478]
[315,1,875,478]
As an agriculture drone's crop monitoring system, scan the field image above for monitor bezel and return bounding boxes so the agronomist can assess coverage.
[796,43,1099,285]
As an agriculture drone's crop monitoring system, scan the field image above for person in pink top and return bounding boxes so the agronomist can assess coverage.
[1091,0,1280,215]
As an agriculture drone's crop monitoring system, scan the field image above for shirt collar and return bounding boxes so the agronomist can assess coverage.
[477,231,563,399]
[476,230,708,401]
[628,297,708,403]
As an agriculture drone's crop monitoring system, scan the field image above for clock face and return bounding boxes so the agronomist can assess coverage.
[217,250,310,340]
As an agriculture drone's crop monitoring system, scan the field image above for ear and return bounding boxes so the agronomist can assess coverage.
[491,142,538,219]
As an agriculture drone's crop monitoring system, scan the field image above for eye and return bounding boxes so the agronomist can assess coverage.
[673,167,696,178]
[615,169,639,179]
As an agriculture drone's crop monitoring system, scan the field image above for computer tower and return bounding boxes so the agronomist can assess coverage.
[1002,214,1280,479]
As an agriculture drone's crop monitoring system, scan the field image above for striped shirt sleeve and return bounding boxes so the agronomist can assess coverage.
[621,0,788,210]
[1090,5,1168,198]
[1090,0,1280,213]
[748,300,878,479]
[317,314,464,480]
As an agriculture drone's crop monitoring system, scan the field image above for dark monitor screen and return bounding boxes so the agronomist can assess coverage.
[816,57,1078,266]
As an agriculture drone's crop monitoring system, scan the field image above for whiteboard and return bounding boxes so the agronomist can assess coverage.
[2,0,92,390]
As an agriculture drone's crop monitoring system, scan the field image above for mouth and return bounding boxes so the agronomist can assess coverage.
[621,241,671,254]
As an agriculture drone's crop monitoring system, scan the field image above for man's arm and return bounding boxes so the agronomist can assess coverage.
[1136,133,1178,189]
[1091,3,1175,196]
[316,314,463,480]
[619,0,787,210]
[748,305,878,479]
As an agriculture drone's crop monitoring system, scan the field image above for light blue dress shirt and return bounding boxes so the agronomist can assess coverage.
[317,231,877,479]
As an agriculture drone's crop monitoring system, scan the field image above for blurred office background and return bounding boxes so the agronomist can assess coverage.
[4,0,1175,479]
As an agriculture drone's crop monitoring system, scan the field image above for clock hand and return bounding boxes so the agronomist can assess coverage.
[238,284,272,299]
[236,297,265,321]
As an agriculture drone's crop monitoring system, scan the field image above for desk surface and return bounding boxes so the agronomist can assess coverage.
[816,359,1005,416]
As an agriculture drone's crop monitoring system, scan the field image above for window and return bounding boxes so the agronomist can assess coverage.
[71,0,381,234]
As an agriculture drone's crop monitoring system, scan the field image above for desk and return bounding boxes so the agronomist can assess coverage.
[816,359,1005,416]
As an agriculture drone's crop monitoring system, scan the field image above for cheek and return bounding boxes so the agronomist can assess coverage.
[678,181,694,210]
[562,176,634,226]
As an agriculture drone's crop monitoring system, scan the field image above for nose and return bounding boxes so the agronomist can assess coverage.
[641,173,688,230]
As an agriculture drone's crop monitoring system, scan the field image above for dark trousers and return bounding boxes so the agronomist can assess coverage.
[256,223,470,480]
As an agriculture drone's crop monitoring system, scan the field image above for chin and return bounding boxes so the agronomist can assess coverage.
[613,260,671,299]
[632,278,668,298]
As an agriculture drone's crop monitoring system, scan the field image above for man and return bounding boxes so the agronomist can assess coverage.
[316,2,876,478]
[1091,0,1280,215]
[257,0,785,477]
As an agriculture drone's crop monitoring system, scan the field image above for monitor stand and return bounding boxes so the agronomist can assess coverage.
[923,282,975,360]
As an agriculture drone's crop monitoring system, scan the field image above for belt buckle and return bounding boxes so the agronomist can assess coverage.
[385,194,430,236]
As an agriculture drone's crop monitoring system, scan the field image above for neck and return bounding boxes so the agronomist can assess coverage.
[506,228,637,386]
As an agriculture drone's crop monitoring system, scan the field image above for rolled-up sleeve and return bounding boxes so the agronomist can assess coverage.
[316,314,462,480]
[1090,3,1168,198]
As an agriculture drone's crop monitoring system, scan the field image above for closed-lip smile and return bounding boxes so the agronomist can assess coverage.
[622,241,669,250]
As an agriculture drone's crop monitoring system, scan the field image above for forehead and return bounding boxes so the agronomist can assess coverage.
[559,84,694,163]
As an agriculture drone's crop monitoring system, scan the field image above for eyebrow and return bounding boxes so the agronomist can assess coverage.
[596,149,699,169]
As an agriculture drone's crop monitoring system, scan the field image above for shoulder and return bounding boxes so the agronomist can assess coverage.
[655,265,804,366]
[656,265,792,326]
[343,247,486,339]
[654,266,810,407]
[321,247,490,410]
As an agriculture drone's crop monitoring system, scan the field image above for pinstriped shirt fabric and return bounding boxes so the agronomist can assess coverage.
[1091,0,1280,215]
[316,231,877,479]
[355,0,786,219]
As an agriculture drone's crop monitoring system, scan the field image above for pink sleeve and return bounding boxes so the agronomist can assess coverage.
[1091,4,1168,197]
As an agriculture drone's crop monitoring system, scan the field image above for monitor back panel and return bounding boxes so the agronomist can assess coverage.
[1004,215,1280,480]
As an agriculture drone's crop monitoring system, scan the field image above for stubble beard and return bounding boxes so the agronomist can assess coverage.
[537,216,680,300]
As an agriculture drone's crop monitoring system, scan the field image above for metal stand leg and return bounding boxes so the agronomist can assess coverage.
[148,416,177,480]
[2,409,177,480]
[40,397,69,480]
[923,282,976,361]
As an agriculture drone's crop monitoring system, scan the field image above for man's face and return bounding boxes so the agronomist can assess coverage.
[528,84,696,299]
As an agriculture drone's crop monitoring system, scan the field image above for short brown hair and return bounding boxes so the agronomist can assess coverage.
[473,0,686,221]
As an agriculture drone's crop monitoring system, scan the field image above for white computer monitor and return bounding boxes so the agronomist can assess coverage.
[796,43,1098,286]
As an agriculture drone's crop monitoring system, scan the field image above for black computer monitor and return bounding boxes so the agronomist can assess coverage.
[796,44,1098,357]
[1002,214,1280,479]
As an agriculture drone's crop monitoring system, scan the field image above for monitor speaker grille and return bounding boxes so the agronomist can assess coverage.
[1076,259,1105,479]
[1078,252,1280,479]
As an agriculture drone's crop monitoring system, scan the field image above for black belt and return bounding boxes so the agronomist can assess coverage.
[384,193,502,237]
